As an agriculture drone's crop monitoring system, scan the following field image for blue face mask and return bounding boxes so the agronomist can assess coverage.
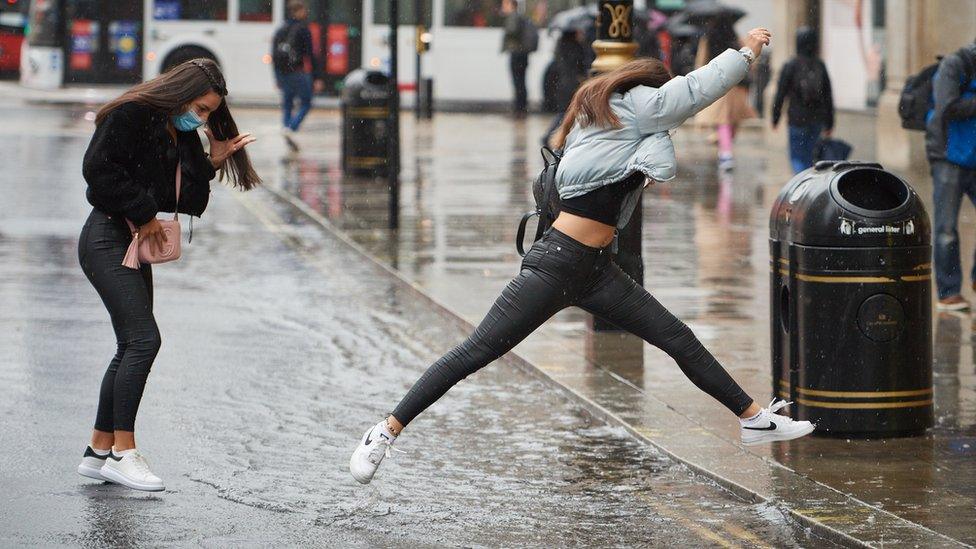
[171,109,204,132]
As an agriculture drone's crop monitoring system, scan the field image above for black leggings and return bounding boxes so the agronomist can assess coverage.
[392,228,753,426]
[78,209,161,432]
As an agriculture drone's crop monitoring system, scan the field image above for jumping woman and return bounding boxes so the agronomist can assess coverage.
[77,59,259,491]
[351,28,814,485]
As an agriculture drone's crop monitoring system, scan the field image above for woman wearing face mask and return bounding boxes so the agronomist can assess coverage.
[76,59,259,491]
[350,28,816,485]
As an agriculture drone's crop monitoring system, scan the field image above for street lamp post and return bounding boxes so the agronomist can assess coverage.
[388,0,401,230]
[590,0,641,332]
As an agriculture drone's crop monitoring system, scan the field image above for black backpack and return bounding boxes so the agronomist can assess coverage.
[272,23,303,72]
[898,58,942,131]
[794,58,824,108]
[516,147,561,256]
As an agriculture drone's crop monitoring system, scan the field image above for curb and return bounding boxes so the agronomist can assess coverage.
[256,183,966,549]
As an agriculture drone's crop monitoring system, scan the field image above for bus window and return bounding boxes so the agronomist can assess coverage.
[372,0,432,27]
[152,0,228,21]
[444,0,502,27]
[239,0,272,23]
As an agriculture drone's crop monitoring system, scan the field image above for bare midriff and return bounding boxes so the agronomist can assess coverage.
[551,212,617,248]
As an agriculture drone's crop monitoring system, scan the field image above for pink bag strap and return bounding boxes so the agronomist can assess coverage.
[126,162,181,234]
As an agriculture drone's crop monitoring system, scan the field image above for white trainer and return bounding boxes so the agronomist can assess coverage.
[280,127,300,152]
[349,420,397,485]
[77,446,110,481]
[100,449,165,492]
[740,399,815,446]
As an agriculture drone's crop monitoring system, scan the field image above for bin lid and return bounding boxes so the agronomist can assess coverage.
[769,161,930,247]
[341,69,390,101]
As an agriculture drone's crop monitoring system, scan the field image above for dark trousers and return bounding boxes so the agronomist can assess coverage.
[391,229,753,426]
[931,159,976,299]
[277,71,313,131]
[509,52,529,114]
[78,209,161,432]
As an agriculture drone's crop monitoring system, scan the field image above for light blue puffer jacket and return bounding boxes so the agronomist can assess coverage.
[555,48,750,229]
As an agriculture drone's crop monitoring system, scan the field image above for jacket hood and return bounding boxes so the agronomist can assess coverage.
[796,27,818,57]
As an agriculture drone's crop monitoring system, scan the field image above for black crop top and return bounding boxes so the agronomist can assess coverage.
[560,173,645,226]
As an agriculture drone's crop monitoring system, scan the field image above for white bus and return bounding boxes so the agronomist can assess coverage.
[361,0,581,106]
[21,0,362,98]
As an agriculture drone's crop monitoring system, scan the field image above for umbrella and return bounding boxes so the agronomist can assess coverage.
[681,0,746,24]
[547,5,594,33]
[548,4,650,34]
[667,21,702,38]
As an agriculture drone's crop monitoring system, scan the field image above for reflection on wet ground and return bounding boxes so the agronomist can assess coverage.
[247,108,975,544]
[0,104,826,546]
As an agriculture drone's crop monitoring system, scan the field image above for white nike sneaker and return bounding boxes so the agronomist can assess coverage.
[77,446,110,481]
[740,399,815,446]
[349,420,397,485]
[100,449,165,492]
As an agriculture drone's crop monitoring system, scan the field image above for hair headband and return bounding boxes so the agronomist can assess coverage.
[190,60,227,96]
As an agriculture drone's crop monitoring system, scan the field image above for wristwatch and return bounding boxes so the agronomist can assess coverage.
[738,46,756,66]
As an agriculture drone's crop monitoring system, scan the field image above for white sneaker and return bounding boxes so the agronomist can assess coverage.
[740,399,815,446]
[77,446,110,481]
[280,127,300,151]
[349,420,397,485]
[718,153,736,172]
[100,449,165,492]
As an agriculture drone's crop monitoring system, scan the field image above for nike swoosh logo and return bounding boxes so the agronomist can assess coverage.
[364,429,375,446]
[744,423,777,431]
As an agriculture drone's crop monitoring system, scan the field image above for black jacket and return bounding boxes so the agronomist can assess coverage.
[771,56,835,129]
[925,44,976,161]
[273,19,323,78]
[82,101,216,226]
[553,36,586,111]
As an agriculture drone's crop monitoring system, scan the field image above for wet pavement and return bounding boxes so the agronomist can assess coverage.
[231,107,973,546]
[0,104,831,546]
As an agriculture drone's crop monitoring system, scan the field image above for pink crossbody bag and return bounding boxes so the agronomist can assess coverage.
[122,162,182,269]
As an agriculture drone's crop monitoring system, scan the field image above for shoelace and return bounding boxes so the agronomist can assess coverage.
[128,451,154,477]
[767,398,792,414]
[367,438,405,465]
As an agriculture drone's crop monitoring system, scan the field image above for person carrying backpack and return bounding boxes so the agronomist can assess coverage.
[349,27,815,487]
[925,41,976,311]
[771,27,835,174]
[272,0,324,150]
[501,0,538,118]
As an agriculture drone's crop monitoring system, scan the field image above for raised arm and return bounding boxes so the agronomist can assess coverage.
[631,28,770,134]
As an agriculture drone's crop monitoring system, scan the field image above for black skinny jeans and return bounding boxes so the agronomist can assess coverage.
[78,209,161,432]
[392,228,753,426]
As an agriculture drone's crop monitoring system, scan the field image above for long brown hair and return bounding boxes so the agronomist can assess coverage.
[550,58,673,149]
[96,58,260,190]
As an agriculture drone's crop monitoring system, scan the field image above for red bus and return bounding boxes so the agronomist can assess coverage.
[0,0,29,74]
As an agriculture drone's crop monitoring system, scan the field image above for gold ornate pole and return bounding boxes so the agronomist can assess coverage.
[591,0,638,74]
[589,0,643,332]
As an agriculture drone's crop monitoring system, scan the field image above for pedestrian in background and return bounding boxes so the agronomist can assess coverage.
[542,28,587,146]
[349,27,815,486]
[272,0,324,151]
[771,27,835,174]
[501,0,538,118]
[694,18,756,171]
[77,59,259,491]
[925,40,976,311]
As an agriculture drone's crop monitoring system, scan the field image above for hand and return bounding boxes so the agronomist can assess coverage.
[313,79,325,93]
[205,128,257,168]
[138,218,167,255]
[744,27,771,59]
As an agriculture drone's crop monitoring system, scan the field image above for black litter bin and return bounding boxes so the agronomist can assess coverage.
[770,160,933,437]
[341,69,391,177]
